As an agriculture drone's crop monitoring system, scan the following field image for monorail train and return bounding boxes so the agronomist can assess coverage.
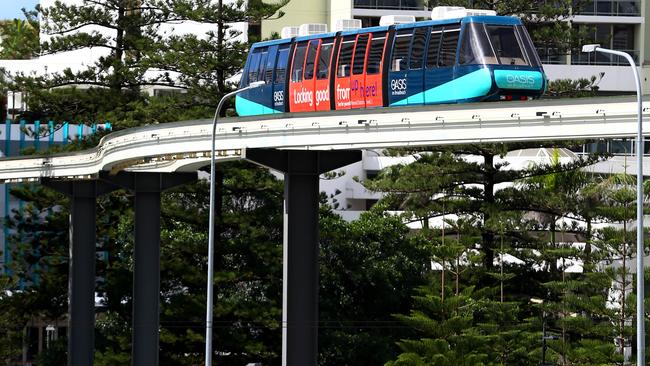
[235,13,546,117]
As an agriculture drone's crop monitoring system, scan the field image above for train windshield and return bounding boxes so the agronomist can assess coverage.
[459,23,540,67]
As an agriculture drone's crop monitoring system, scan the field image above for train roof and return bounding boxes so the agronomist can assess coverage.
[394,15,522,29]
[249,15,522,49]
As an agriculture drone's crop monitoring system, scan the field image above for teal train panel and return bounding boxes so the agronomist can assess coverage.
[494,70,543,90]
[390,68,493,107]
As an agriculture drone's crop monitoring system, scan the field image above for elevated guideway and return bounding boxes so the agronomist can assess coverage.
[2,95,649,366]
[0,95,647,183]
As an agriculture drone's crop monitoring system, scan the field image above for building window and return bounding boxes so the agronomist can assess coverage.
[571,23,638,65]
[353,0,423,10]
[355,17,380,28]
[576,0,640,16]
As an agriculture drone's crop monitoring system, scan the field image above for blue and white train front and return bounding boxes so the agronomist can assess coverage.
[458,18,546,102]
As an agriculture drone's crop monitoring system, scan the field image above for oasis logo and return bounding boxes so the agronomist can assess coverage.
[273,91,284,103]
[390,78,407,90]
[506,75,535,85]
[390,78,407,95]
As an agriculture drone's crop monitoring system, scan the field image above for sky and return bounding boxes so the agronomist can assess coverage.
[0,0,40,20]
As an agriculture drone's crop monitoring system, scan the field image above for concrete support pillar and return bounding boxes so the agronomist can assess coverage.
[246,149,361,366]
[44,180,117,366]
[99,172,196,366]
[133,184,161,366]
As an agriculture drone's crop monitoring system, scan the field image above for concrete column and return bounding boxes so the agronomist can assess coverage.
[245,149,361,366]
[69,185,96,366]
[133,185,161,366]
[44,180,117,366]
[99,172,196,366]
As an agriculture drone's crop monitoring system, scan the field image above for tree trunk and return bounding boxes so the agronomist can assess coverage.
[482,153,495,270]
[217,0,226,93]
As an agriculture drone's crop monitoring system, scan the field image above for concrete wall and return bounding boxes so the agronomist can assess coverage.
[544,64,642,93]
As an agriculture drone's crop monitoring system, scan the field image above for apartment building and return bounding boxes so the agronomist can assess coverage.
[262,0,649,93]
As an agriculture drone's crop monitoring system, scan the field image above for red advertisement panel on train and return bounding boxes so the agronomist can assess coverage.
[289,41,309,113]
[363,32,387,108]
[350,34,369,109]
[334,36,355,110]
[314,38,334,111]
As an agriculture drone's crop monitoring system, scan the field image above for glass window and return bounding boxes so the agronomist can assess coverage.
[304,41,318,80]
[426,27,442,68]
[391,29,412,71]
[439,27,460,67]
[248,48,262,83]
[317,39,334,80]
[291,42,308,82]
[613,24,634,49]
[353,34,369,74]
[516,25,541,67]
[366,33,386,74]
[258,50,268,83]
[410,27,428,69]
[486,25,527,65]
[337,36,355,77]
[459,23,495,65]
[275,45,290,84]
[264,49,276,83]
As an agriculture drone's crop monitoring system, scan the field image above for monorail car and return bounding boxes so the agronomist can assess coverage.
[235,15,546,117]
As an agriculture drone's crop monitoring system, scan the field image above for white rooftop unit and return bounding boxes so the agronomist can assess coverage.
[379,15,416,26]
[334,19,362,32]
[281,26,299,39]
[431,6,497,20]
[298,23,328,36]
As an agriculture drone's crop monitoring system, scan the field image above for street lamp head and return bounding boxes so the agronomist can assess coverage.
[582,44,601,53]
[530,297,544,304]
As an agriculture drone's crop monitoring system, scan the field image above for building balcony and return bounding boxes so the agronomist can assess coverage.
[537,48,639,66]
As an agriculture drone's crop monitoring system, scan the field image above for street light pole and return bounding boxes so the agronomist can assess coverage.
[582,44,644,365]
[205,80,265,366]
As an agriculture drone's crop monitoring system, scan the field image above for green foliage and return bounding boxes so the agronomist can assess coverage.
[36,338,67,366]
[0,9,39,59]
[319,208,430,365]
[547,74,604,98]
[387,287,538,366]
[1,0,287,128]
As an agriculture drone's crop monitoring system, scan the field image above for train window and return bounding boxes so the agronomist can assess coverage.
[426,27,442,68]
[291,42,308,82]
[264,48,277,83]
[248,48,262,83]
[410,27,428,69]
[353,34,369,75]
[258,50,268,83]
[391,29,412,71]
[439,27,460,67]
[317,38,334,80]
[337,36,355,78]
[275,45,290,84]
[486,25,527,65]
[516,25,541,67]
[366,33,386,74]
[304,41,318,80]
[459,23,495,65]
